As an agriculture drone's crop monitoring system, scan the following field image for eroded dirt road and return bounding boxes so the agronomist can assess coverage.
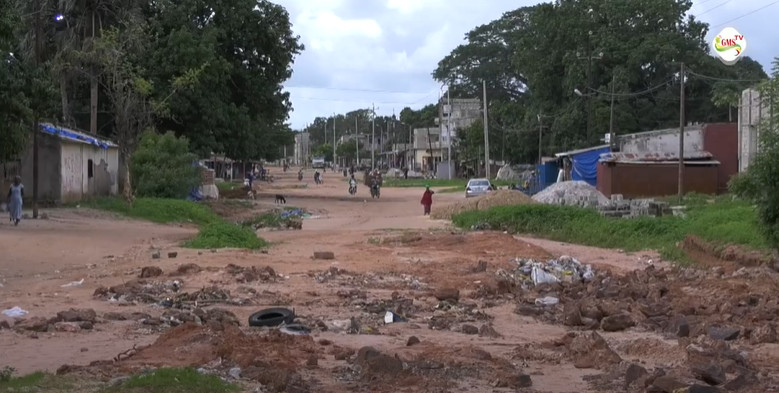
[1,169,777,393]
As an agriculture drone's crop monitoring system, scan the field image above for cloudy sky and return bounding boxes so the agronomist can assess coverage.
[274,0,778,130]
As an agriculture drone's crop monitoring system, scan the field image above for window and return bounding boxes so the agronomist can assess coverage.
[88,159,94,178]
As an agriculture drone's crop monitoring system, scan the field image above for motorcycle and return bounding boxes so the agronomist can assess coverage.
[370,184,380,199]
[298,171,303,181]
[349,184,357,195]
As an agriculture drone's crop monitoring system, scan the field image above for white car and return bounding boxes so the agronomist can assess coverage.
[465,178,493,198]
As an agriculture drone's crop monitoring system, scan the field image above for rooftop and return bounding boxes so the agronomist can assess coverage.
[40,123,118,149]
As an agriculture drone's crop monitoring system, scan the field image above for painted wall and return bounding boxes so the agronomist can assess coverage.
[19,134,62,203]
[619,126,703,155]
[597,162,718,198]
[702,123,738,193]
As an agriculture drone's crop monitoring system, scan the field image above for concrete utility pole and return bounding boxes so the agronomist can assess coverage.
[90,10,97,135]
[678,62,686,203]
[355,116,359,165]
[371,103,376,169]
[483,80,490,179]
[609,73,616,151]
[333,112,336,168]
[538,114,543,165]
[446,87,452,179]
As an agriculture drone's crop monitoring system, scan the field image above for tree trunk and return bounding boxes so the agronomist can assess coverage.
[60,77,72,125]
[123,151,133,204]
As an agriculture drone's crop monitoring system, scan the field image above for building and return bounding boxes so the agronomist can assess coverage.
[739,88,772,172]
[554,145,611,186]
[596,123,737,198]
[18,123,119,204]
[293,132,310,166]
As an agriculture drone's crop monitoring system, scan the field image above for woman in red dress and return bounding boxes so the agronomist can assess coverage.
[421,185,434,216]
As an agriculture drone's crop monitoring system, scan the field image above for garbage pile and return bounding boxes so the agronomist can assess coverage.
[532,181,609,208]
[497,256,595,288]
[281,209,310,219]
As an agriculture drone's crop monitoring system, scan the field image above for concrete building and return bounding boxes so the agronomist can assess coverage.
[293,132,310,166]
[738,88,773,172]
[18,123,119,204]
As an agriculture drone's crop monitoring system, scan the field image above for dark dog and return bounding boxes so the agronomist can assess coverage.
[274,194,286,204]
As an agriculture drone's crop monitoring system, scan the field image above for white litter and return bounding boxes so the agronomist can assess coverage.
[61,278,84,288]
[534,296,560,306]
[2,306,29,318]
[531,266,560,285]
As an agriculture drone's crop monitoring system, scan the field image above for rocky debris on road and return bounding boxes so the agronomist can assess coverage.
[139,266,163,278]
[172,263,203,275]
[562,331,623,370]
[428,301,493,331]
[407,336,421,346]
[13,308,98,334]
[433,287,460,302]
[313,251,335,260]
[311,267,427,291]
[497,256,595,289]
[93,279,182,304]
[224,264,279,283]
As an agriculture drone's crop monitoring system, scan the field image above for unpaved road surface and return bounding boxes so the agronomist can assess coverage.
[1,168,777,393]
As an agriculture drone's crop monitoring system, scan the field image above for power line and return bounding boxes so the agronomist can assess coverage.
[697,0,731,16]
[686,69,767,83]
[586,78,674,97]
[712,0,779,28]
[285,85,437,95]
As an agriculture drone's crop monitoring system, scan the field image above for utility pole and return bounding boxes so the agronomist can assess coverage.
[355,116,359,165]
[538,114,543,165]
[371,103,376,169]
[446,87,452,179]
[32,0,42,219]
[333,112,336,168]
[678,62,686,203]
[483,80,490,179]
[90,10,97,135]
[609,73,616,151]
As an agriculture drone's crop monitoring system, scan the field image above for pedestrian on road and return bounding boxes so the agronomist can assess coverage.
[421,185,434,216]
[7,176,23,226]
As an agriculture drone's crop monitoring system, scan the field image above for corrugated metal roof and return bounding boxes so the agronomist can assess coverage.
[40,123,118,149]
[599,151,713,162]
[604,160,720,166]
[554,144,610,157]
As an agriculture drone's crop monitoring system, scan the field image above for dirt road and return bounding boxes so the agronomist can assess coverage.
[1,168,776,393]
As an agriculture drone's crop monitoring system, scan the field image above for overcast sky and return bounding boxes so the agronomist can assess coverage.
[274,0,778,130]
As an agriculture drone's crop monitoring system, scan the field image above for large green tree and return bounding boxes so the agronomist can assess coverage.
[141,0,303,159]
[434,0,768,164]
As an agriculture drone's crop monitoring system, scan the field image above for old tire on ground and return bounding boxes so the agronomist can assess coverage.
[248,307,295,327]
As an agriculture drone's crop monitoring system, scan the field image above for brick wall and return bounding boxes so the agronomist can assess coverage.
[201,167,215,185]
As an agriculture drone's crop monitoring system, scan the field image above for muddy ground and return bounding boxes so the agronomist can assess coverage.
[0,168,777,393]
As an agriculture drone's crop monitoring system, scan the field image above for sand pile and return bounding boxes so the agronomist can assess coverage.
[431,190,536,220]
[532,181,609,207]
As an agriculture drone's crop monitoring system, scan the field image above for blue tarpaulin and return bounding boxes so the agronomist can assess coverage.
[571,146,610,186]
[40,123,115,149]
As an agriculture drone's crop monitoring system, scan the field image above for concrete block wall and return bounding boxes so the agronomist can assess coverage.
[739,88,771,172]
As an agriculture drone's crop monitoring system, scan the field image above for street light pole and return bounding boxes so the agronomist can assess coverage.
[333,112,336,169]
[32,0,42,219]
[371,103,376,169]
[446,86,452,179]
[609,73,616,151]
[483,80,490,179]
[355,116,359,165]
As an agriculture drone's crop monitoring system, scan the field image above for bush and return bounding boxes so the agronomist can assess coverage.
[120,368,239,393]
[185,221,268,249]
[131,131,201,198]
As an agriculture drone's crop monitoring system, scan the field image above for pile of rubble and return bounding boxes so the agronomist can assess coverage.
[597,194,676,218]
[311,267,427,291]
[532,181,609,208]
[496,256,595,290]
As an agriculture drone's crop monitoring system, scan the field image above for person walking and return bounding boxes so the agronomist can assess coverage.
[420,185,434,216]
[7,176,23,226]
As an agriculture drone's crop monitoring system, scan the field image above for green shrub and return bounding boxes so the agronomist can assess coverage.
[131,131,201,198]
[81,197,219,226]
[185,221,267,249]
[119,368,238,393]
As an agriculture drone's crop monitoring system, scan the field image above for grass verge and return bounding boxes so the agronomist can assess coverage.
[216,181,241,193]
[451,198,767,262]
[81,197,266,250]
[116,368,239,393]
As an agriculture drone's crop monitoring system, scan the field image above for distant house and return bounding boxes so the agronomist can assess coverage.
[19,123,119,204]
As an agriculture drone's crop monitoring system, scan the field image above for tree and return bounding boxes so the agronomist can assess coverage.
[729,58,779,250]
[311,144,333,162]
[434,0,768,164]
[131,131,200,198]
[141,0,303,159]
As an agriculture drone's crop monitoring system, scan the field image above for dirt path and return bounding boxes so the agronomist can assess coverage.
[1,168,776,393]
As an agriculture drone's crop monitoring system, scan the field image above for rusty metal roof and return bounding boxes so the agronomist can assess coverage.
[599,151,714,162]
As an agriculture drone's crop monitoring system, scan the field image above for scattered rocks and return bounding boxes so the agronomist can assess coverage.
[600,312,635,332]
[707,326,740,341]
[406,336,421,346]
[568,332,622,369]
[225,264,277,283]
[0,320,11,330]
[691,362,726,386]
[688,384,726,393]
[563,302,583,326]
[175,263,202,275]
[333,348,355,361]
[313,251,335,260]
[152,251,161,259]
[749,324,777,344]
[724,372,758,391]
[228,367,241,379]
[16,317,50,332]
[56,308,97,323]
[478,324,500,338]
[624,363,648,387]
[670,314,691,338]
[471,260,488,273]
[305,355,318,368]
[461,324,479,335]
[167,252,178,258]
[53,322,81,333]
[139,266,163,278]
[355,346,403,377]
[433,287,460,302]
[648,375,687,392]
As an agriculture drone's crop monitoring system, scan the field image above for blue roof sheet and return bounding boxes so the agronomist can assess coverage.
[40,123,117,149]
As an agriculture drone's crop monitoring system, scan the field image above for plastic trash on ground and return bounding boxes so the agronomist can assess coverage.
[61,278,84,288]
[384,311,406,324]
[502,256,596,288]
[1,306,28,318]
[534,296,559,306]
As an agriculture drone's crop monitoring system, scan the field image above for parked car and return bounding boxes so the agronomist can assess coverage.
[465,178,493,198]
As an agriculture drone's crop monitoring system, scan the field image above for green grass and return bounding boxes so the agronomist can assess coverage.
[452,198,768,262]
[80,197,220,226]
[116,368,239,393]
[0,371,47,390]
[216,181,241,192]
[82,197,266,250]
[184,221,267,249]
